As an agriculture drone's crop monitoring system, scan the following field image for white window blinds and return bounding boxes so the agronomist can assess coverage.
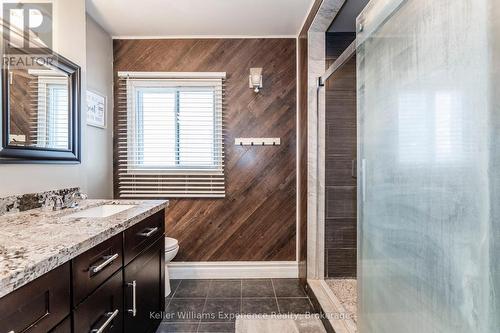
[117,72,225,198]
[31,75,69,150]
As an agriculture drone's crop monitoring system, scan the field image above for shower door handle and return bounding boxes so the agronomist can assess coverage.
[352,159,357,179]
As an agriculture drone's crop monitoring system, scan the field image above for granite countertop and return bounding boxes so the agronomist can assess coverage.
[0,199,168,298]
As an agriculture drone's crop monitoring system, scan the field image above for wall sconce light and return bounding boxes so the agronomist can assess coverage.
[249,68,263,93]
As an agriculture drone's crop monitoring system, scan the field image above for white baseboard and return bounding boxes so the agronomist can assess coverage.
[168,261,299,279]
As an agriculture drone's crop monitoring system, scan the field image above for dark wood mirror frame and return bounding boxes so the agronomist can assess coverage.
[0,52,81,164]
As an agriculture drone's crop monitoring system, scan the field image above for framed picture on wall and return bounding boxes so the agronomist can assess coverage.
[86,90,106,128]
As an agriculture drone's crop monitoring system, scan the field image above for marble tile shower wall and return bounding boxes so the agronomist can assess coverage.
[0,188,80,215]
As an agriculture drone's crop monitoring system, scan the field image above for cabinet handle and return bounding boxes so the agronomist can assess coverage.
[90,253,119,274]
[137,227,158,237]
[90,309,119,333]
[127,280,137,317]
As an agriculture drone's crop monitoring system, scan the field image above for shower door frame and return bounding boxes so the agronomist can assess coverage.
[304,1,359,332]
[305,0,348,282]
[306,0,358,281]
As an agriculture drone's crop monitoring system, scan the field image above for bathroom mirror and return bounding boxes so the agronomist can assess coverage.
[0,54,81,163]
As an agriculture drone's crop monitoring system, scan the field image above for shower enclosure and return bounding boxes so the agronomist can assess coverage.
[323,32,358,327]
[357,0,499,332]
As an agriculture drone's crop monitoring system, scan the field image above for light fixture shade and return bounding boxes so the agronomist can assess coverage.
[249,67,263,93]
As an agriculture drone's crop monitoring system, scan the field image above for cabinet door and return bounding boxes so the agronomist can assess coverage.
[124,237,165,333]
[73,270,123,333]
[0,263,70,333]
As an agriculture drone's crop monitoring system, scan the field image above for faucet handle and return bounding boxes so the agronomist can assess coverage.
[77,192,88,200]
[72,191,88,201]
[49,195,64,211]
[65,191,88,208]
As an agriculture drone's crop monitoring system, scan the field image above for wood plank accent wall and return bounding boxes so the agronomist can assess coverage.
[113,39,297,261]
[10,70,34,142]
[325,32,357,278]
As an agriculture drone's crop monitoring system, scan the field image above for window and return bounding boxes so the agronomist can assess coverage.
[135,87,218,168]
[397,91,463,165]
[117,73,225,198]
[36,77,69,150]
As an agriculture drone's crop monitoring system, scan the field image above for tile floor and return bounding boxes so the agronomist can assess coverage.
[156,279,317,333]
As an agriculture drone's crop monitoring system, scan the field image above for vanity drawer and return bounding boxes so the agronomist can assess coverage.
[74,270,123,333]
[72,233,123,306]
[124,210,165,265]
[49,316,71,333]
[0,262,70,333]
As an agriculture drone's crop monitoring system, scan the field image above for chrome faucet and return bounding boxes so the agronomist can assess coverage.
[44,191,88,211]
[63,191,88,209]
[47,195,65,211]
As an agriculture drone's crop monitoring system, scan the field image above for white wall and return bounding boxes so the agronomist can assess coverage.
[0,0,114,198]
[85,15,113,198]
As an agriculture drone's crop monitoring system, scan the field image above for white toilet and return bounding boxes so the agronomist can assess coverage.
[165,237,179,296]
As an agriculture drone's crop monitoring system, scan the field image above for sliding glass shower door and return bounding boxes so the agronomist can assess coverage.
[357,0,499,332]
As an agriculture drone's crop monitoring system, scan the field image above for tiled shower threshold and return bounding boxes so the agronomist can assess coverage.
[307,279,357,333]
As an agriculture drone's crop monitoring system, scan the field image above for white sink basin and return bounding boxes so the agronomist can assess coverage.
[66,205,136,218]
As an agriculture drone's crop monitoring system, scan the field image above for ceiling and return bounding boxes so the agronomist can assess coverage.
[86,0,315,38]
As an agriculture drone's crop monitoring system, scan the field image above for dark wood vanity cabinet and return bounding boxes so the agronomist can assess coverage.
[72,233,123,306]
[124,210,164,265]
[124,237,165,333]
[0,263,70,333]
[49,317,72,332]
[0,209,165,333]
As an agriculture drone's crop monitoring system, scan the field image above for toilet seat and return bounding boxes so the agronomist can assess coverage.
[165,237,179,252]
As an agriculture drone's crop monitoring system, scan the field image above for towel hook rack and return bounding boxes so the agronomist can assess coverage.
[235,138,281,146]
